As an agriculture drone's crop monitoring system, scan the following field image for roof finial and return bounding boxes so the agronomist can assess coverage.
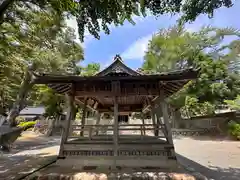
[114,54,123,62]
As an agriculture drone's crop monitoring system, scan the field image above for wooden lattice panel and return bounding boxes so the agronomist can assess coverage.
[62,149,174,157]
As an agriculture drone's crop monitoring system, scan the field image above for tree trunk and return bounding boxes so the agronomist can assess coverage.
[6,66,35,127]
[0,0,15,24]
[46,117,56,136]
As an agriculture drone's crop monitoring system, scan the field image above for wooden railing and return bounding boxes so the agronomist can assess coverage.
[68,124,211,140]
[68,124,165,140]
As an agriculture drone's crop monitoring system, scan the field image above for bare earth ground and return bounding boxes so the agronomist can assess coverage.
[0,132,240,180]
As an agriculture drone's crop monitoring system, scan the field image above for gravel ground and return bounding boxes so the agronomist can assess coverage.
[1,132,240,180]
[174,137,240,180]
[0,132,60,179]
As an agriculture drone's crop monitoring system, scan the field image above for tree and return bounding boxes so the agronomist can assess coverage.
[31,62,101,135]
[0,0,234,41]
[1,2,84,126]
[33,62,100,120]
[225,95,240,110]
[142,24,240,117]
[80,63,101,76]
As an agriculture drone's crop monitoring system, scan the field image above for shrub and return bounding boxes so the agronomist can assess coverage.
[16,117,25,124]
[228,120,240,140]
[18,121,36,131]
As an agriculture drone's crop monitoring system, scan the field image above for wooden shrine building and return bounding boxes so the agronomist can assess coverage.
[33,55,199,171]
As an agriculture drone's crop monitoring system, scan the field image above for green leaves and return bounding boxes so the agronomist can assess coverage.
[143,23,240,116]
[181,0,233,22]
[80,63,101,76]
[225,95,240,110]
[73,0,234,41]
[0,1,84,114]
[0,0,235,42]
[34,85,65,117]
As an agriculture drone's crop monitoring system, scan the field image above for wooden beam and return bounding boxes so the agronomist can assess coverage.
[142,81,175,113]
[55,84,71,92]
[93,102,98,109]
[48,84,71,94]
[99,110,142,113]
[75,97,97,112]
[142,80,187,113]
[75,89,161,97]
[142,96,160,113]
[142,96,152,112]
[98,104,143,112]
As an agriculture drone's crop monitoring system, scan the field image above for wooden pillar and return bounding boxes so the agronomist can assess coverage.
[68,105,77,136]
[95,112,101,135]
[80,97,88,136]
[113,96,119,169]
[159,90,173,144]
[155,107,168,140]
[154,109,160,136]
[151,108,158,136]
[141,113,146,135]
[59,84,75,157]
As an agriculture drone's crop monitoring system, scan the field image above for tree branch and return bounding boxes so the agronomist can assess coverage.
[0,0,15,25]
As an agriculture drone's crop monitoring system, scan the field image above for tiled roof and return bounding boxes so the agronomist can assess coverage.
[19,107,45,115]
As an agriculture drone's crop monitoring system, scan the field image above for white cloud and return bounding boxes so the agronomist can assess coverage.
[66,17,121,48]
[121,34,153,60]
[100,55,116,70]
[65,13,152,48]
[65,17,93,48]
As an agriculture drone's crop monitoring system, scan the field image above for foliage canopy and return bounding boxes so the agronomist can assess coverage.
[142,24,240,117]
[0,0,234,41]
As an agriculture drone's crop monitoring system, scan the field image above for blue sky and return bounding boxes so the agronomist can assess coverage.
[66,1,240,70]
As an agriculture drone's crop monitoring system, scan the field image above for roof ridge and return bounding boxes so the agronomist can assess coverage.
[95,54,141,76]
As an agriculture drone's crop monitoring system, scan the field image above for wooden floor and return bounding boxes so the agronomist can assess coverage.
[67,134,167,144]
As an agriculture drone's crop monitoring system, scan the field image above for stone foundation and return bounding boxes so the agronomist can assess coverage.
[26,172,207,180]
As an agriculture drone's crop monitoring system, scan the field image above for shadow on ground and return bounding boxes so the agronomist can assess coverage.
[177,153,240,180]
[9,136,60,154]
[0,153,57,180]
[1,152,239,180]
